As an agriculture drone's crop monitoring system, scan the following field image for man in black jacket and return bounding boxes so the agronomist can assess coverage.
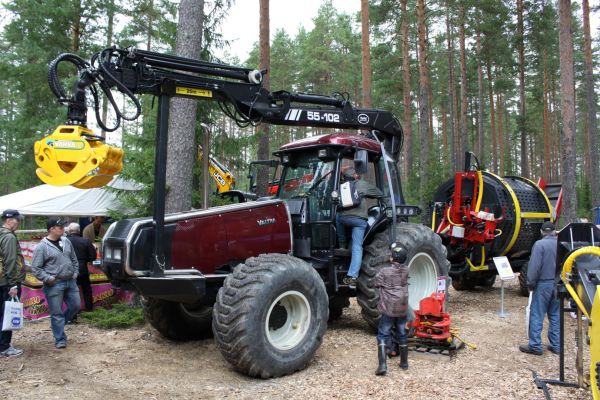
[66,223,97,312]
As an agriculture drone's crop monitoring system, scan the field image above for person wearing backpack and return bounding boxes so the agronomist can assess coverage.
[374,244,410,375]
[336,167,382,288]
[0,209,26,357]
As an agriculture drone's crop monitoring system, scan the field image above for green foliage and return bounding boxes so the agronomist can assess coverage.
[0,0,596,214]
[79,302,144,329]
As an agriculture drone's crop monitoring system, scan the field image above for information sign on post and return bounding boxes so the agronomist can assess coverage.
[492,256,514,317]
[493,256,515,281]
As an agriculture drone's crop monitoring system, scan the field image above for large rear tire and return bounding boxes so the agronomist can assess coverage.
[143,298,213,341]
[518,262,529,296]
[212,253,328,378]
[357,223,450,330]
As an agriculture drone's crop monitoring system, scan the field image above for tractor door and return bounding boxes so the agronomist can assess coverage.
[278,151,336,258]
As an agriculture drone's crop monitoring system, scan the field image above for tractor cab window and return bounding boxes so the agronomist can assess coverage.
[279,152,335,221]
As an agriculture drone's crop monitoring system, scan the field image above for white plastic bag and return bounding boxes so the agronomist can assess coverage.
[2,297,24,331]
[525,292,532,340]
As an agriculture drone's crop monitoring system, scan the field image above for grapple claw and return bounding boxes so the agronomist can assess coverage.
[34,125,123,188]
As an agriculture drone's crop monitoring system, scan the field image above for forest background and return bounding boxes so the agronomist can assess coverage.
[0,0,598,224]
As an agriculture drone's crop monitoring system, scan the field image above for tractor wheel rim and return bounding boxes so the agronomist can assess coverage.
[265,290,311,350]
[408,252,438,310]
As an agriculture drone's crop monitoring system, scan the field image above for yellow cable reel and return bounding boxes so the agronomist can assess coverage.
[34,125,123,188]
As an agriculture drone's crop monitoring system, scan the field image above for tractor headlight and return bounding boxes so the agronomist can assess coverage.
[103,246,122,262]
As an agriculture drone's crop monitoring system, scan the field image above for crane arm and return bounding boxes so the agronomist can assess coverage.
[36,47,403,188]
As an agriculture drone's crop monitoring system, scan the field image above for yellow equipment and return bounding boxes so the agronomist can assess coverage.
[34,125,123,188]
[197,148,235,193]
[558,223,600,399]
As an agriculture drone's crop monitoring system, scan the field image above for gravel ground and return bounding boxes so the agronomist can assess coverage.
[0,277,594,399]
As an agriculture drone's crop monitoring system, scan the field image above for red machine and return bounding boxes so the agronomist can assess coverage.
[434,167,503,249]
[411,293,451,342]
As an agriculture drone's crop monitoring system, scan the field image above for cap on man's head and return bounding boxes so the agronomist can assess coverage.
[2,209,24,220]
[46,217,67,230]
[342,167,356,180]
[541,221,555,233]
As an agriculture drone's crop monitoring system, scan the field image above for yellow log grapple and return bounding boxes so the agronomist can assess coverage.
[34,125,123,188]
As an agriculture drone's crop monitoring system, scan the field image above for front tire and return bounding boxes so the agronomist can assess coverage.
[357,223,450,330]
[143,298,213,341]
[212,253,328,378]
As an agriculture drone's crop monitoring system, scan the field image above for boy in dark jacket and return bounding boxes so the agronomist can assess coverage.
[374,243,409,375]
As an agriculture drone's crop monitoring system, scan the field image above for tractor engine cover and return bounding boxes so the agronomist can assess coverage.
[103,199,292,279]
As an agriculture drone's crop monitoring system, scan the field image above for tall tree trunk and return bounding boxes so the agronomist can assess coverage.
[517,0,528,177]
[256,0,271,197]
[146,0,154,52]
[446,3,457,171]
[361,0,372,108]
[165,0,204,213]
[458,4,467,171]
[72,0,81,52]
[558,0,577,223]
[476,29,484,164]
[543,53,551,179]
[417,0,431,214]
[497,93,505,174]
[101,0,115,138]
[486,61,497,173]
[583,0,599,220]
[401,0,412,181]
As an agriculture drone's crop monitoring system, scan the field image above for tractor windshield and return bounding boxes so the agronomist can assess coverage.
[279,152,335,221]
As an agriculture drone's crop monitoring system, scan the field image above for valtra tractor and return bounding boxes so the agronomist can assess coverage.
[34,47,450,378]
[430,152,562,295]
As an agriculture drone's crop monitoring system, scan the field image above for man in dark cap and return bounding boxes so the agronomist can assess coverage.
[0,209,26,357]
[336,167,382,288]
[519,221,560,356]
[31,217,80,349]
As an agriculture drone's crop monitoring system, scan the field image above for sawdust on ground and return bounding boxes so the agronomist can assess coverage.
[0,278,593,400]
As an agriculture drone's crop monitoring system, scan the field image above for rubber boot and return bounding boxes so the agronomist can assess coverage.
[399,339,408,370]
[375,340,387,376]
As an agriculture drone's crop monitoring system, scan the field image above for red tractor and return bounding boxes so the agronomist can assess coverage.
[36,48,450,378]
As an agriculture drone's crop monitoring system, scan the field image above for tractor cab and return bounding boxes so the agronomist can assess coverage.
[274,133,409,272]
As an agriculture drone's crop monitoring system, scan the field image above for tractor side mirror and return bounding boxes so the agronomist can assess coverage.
[354,150,368,174]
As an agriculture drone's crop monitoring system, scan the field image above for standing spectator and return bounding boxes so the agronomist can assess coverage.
[82,216,106,243]
[31,217,80,349]
[374,244,410,375]
[0,209,26,357]
[519,221,560,356]
[336,167,382,288]
[67,223,96,312]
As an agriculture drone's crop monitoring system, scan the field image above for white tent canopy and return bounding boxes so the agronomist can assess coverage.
[0,176,142,217]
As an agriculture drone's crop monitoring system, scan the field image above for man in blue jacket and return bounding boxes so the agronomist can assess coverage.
[519,221,560,356]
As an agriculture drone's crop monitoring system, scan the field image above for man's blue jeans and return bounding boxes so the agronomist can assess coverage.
[377,314,407,348]
[43,279,81,345]
[528,280,560,352]
[336,214,368,278]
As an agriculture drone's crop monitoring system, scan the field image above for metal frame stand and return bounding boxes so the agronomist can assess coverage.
[497,279,510,317]
[531,285,579,399]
